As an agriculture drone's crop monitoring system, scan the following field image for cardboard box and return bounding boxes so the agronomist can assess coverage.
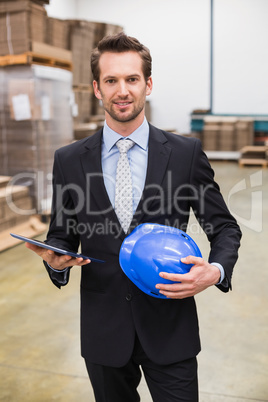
[0,183,33,232]
[235,120,254,149]
[66,19,95,86]
[0,1,48,12]
[8,79,39,120]
[0,2,47,56]
[92,22,106,47]
[46,17,69,49]
[72,88,93,124]
[7,73,55,121]
[202,124,220,151]
[219,123,235,151]
[31,41,72,62]
[202,117,255,151]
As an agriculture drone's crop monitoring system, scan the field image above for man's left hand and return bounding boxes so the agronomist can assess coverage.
[155,256,221,299]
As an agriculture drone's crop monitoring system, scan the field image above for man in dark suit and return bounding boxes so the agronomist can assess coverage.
[27,32,241,401]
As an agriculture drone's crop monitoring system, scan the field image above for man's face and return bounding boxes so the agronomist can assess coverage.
[93,51,152,128]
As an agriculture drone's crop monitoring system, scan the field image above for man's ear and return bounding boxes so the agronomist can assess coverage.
[93,80,102,100]
[146,76,153,96]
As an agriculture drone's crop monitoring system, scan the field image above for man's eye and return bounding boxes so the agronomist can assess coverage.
[107,79,115,84]
[129,78,137,82]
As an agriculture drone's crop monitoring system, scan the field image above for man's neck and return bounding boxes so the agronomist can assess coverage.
[105,112,145,137]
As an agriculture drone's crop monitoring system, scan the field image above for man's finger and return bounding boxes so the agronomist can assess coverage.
[25,242,45,256]
[181,255,203,265]
[158,271,186,282]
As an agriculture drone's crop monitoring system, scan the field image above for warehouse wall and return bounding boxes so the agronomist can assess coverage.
[45,0,268,133]
[45,0,77,19]
[213,0,268,115]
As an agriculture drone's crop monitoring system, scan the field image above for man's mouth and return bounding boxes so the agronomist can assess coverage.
[114,101,132,107]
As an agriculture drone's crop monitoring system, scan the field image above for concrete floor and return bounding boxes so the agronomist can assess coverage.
[0,161,267,402]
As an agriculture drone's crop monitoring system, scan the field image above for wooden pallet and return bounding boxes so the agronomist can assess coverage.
[0,216,47,253]
[239,145,268,167]
[73,84,93,92]
[0,42,72,71]
[0,176,11,189]
[239,158,268,167]
[0,52,72,70]
[240,145,268,154]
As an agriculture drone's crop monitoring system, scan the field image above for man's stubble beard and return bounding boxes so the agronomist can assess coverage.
[104,102,145,123]
[100,89,147,123]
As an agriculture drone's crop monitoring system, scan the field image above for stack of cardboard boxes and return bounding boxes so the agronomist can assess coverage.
[235,120,255,150]
[46,17,69,49]
[0,64,73,213]
[68,20,96,125]
[0,0,47,56]
[202,116,254,151]
[68,20,95,87]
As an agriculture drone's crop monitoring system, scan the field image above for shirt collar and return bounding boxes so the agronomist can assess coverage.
[103,118,149,152]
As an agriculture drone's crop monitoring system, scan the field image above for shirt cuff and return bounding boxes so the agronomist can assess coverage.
[47,263,70,273]
[210,262,225,285]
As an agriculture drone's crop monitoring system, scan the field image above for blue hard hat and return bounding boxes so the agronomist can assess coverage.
[119,223,202,299]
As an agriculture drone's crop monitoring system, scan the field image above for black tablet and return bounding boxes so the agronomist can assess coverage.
[10,233,105,263]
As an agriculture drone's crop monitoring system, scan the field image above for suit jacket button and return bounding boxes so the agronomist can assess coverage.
[126,293,132,301]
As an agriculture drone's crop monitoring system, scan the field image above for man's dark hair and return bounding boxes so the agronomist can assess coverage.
[91,32,152,83]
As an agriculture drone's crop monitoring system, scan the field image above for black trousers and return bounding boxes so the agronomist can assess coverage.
[85,335,198,402]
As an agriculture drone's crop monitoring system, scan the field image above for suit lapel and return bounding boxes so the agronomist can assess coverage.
[79,129,123,237]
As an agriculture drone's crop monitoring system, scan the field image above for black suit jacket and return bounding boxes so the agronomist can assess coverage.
[45,124,241,367]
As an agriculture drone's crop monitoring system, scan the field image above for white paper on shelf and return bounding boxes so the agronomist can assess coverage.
[72,103,78,117]
[41,95,51,120]
[11,94,32,121]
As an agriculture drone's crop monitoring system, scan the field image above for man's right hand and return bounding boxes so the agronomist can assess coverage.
[25,242,91,271]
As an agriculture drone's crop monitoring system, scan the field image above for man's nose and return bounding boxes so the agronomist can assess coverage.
[117,81,129,97]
